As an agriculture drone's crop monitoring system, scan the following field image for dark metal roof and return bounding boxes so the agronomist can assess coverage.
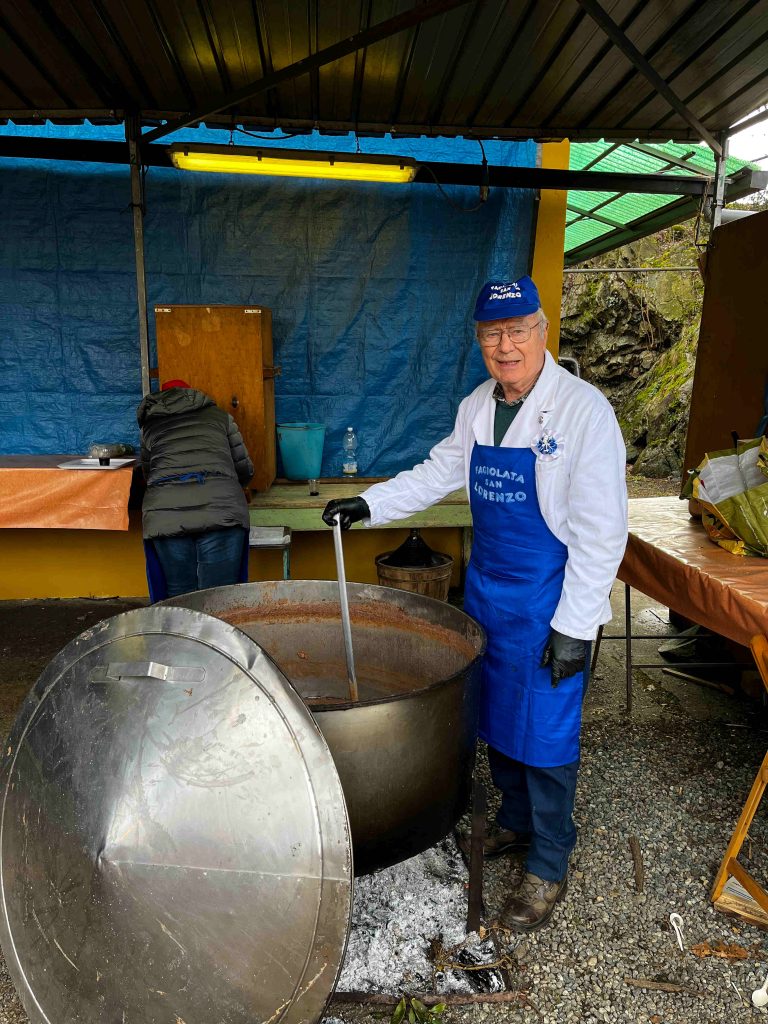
[1,0,767,142]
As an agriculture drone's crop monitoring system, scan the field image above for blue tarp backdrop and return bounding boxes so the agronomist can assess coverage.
[0,124,536,476]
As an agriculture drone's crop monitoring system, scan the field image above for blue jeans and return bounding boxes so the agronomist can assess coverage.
[153,527,247,598]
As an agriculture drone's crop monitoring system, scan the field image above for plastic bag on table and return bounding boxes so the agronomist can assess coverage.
[682,437,768,557]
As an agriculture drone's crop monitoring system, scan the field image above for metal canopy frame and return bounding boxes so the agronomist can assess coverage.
[3,114,762,144]
[3,132,763,201]
[1,0,767,391]
[570,0,744,235]
[731,106,768,136]
[574,0,723,156]
[125,116,150,396]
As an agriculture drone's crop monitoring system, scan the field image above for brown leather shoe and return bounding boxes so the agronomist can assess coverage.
[455,825,531,863]
[497,871,568,932]
[506,856,526,891]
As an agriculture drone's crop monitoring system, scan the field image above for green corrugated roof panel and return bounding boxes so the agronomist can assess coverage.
[565,141,756,262]
[566,219,608,249]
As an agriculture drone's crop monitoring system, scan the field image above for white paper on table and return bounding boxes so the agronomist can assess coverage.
[57,458,136,470]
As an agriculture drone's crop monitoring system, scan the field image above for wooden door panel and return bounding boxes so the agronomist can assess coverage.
[155,305,276,491]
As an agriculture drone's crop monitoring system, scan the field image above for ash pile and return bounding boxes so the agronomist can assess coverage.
[338,837,519,997]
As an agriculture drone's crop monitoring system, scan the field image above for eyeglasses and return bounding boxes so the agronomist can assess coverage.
[477,318,546,347]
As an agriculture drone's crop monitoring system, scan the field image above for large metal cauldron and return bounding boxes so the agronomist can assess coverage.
[164,580,485,874]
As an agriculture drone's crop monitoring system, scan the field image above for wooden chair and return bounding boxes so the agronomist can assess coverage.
[711,633,768,927]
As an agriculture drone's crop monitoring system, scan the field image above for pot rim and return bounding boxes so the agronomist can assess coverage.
[159,578,488,711]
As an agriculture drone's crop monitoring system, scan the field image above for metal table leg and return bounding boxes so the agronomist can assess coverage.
[625,582,633,716]
[591,625,604,673]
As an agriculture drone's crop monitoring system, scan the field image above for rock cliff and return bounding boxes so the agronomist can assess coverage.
[559,227,703,477]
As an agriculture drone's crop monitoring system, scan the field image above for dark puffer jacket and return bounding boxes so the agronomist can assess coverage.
[137,388,254,540]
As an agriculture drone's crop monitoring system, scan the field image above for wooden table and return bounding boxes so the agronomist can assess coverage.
[248,481,471,529]
[621,497,768,648]
[248,481,474,571]
[0,455,135,530]
[594,497,768,714]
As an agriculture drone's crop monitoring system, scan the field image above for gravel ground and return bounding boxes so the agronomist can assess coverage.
[1,581,767,1023]
[625,475,681,500]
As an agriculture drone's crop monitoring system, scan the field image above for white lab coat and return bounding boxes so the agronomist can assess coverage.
[362,351,628,640]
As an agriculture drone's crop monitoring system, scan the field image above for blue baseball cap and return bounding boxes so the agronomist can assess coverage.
[473,276,541,322]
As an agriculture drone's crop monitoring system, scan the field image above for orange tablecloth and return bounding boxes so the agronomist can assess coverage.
[621,497,768,648]
[0,456,134,530]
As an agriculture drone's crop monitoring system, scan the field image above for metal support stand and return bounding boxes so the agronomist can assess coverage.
[125,115,151,397]
[466,776,486,934]
[593,582,740,716]
[248,526,292,580]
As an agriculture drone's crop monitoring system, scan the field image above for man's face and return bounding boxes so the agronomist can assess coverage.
[476,313,549,398]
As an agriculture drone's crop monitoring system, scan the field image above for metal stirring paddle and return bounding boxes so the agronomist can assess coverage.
[332,517,359,701]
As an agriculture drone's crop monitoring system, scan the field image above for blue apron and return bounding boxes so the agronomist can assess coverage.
[463,442,584,767]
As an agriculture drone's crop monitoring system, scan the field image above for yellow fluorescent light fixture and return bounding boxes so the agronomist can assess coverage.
[168,144,418,183]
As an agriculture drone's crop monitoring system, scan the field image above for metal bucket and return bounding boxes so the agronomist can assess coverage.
[164,581,485,874]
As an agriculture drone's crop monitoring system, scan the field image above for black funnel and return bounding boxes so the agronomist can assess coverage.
[381,528,443,568]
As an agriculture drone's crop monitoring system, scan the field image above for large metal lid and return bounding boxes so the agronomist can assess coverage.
[0,605,353,1024]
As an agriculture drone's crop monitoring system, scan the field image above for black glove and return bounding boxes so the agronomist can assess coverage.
[322,497,370,530]
[540,629,587,687]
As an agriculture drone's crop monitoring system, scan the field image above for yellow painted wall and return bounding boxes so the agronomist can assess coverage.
[0,513,462,600]
[532,140,570,358]
[0,513,147,600]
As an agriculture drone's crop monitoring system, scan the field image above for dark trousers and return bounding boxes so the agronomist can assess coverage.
[488,746,579,882]
[153,527,247,598]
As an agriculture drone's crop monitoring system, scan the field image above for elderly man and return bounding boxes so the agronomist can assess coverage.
[323,276,627,931]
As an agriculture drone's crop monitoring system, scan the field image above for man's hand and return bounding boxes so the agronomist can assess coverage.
[322,497,370,530]
[540,629,587,687]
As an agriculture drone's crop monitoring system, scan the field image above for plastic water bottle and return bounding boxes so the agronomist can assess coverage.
[342,427,358,476]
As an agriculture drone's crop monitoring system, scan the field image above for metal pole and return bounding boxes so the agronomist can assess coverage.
[625,582,633,716]
[591,624,603,673]
[466,777,486,934]
[563,267,698,274]
[709,131,730,234]
[332,518,359,701]
[125,115,151,396]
